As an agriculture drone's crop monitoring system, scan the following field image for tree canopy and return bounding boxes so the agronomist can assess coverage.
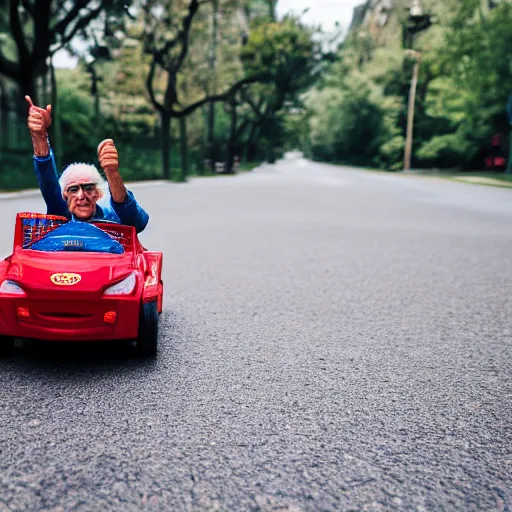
[1,0,510,190]
[303,0,512,171]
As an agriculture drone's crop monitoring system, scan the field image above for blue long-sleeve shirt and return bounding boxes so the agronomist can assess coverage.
[33,149,149,234]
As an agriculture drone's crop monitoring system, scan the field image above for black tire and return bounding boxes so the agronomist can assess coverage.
[134,301,159,357]
[0,336,15,357]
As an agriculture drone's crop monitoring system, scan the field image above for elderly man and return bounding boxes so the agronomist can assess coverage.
[26,96,149,234]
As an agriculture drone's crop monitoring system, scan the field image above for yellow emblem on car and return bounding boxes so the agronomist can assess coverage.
[50,273,82,286]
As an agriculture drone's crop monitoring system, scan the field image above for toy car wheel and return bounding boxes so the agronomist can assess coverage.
[134,301,159,357]
[0,336,15,357]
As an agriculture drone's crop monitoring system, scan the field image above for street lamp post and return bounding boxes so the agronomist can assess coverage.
[403,0,431,171]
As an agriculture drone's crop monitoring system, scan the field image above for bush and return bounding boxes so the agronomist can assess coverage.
[0,152,39,190]
[377,135,405,171]
[307,80,403,169]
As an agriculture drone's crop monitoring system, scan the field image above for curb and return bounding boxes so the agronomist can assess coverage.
[0,180,171,200]
[0,190,41,200]
[451,176,512,188]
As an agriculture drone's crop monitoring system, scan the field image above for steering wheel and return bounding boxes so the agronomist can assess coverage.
[91,218,120,225]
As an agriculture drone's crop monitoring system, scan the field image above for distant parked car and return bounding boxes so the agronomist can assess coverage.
[484,133,507,170]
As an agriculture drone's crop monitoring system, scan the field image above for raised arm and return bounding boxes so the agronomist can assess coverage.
[98,139,127,203]
[98,139,149,233]
[25,95,52,158]
[25,96,68,217]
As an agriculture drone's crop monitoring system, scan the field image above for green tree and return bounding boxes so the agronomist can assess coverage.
[306,75,403,169]
[418,0,512,168]
[143,0,269,180]
[0,0,129,102]
[237,15,321,165]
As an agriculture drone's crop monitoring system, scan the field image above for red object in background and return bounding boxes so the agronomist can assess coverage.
[485,132,507,169]
[491,133,502,147]
[0,213,163,343]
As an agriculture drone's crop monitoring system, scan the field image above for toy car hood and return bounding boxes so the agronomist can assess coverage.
[6,249,135,295]
[4,215,141,297]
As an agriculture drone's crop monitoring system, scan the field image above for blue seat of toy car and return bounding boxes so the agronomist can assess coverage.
[29,221,124,254]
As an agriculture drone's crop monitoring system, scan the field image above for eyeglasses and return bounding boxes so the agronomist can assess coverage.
[65,183,98,195]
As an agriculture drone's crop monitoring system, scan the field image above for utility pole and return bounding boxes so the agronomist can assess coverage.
[402,0,431,171]
[268,0,276,21]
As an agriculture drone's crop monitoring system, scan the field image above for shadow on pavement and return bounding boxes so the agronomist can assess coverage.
[0,310,177,380]
[1,338,158,377]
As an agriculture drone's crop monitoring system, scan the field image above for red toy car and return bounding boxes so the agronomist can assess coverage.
[0,213,163,357]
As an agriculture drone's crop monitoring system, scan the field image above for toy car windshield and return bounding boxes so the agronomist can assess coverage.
[28,221,124,254]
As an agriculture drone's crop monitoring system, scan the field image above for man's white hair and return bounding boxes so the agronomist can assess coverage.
[59,162,109,202]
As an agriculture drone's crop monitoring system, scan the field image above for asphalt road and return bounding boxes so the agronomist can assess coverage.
[1,158,511,511]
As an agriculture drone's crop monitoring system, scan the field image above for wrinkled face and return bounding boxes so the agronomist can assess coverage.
[64,182,100,220]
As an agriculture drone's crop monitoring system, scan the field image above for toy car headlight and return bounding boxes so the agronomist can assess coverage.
[0,280,26,295]
[104,273,137,296]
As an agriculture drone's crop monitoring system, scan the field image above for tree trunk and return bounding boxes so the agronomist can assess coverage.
[50,62,63,167]
[206,0,219,167]
[94,92,100,127]
[41,72,48,106]
[19,68,38,105]
[161,111,172,180]
[88,65,101,127]
[0,81,6,155]
[225,99,237,174]
[244,122,260,163]
[7,89,17,150]
[178,116,188,182]
[207,102,215,167]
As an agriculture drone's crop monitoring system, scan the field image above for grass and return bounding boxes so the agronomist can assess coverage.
[238,162,262,172]
[404,170,512,189]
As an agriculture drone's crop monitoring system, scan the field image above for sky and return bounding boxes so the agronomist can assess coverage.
[53,0,364,68]
[276,0,363,34]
